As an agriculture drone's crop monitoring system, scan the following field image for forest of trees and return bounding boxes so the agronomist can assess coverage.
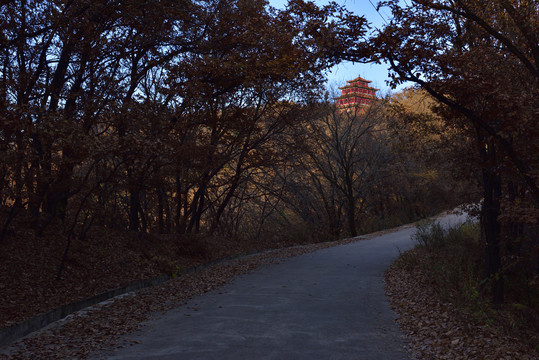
[0,0,359,240]
[348,0,538,305]
[0,0,460,242]
[0,0,536,306]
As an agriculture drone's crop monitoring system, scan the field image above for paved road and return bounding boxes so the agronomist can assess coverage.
[92,213,468,360]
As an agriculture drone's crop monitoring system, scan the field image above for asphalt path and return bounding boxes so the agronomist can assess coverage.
[91,213,468,360]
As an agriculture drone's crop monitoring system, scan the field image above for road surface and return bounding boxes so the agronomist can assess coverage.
[91,213,468,360]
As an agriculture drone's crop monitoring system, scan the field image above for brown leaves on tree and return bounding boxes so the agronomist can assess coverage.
[343,0,539,306]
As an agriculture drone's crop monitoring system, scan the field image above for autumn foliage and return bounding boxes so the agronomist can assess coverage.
[0,0,360,239]
[341,0,539,305]
[1,0,531,339]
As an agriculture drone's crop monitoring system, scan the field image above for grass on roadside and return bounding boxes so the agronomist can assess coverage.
[397,219,539,352]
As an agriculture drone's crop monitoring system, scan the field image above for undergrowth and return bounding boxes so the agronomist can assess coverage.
[400,219,539,352]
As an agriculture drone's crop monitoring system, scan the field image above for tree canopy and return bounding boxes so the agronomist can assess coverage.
[342,0,538,304]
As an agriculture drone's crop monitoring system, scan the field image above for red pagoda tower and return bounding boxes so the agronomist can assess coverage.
[335,75,378,111]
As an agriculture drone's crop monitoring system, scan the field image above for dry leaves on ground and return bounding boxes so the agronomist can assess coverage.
[385,249,538,360]
[0,235,370,360]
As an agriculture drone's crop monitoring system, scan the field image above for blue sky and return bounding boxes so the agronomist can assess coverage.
[268,0,407,95]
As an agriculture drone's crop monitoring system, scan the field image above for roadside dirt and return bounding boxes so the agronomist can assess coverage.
[1,228,385,359]
[385,249,538,360]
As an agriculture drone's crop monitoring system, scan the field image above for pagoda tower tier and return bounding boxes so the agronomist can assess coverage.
[334,75,378,111]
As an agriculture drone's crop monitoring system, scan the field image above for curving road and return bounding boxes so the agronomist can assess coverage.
[91,213,468,360]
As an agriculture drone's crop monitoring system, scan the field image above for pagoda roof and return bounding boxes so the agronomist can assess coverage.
[338,84,380,90]
[338,74,379,90]
[347,75,371,83]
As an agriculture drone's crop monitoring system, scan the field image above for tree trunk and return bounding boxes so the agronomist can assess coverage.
[164,190,171,233]
[157,188,165,233]
[346,194,357,237]
[187,184,206,234]
[139,190,147,233]
[481,141,504,305]
[0,198,19,242]
[344,170,357,237]
[209,175,240,234]
[129,189,141,231]
[174,175,185,234]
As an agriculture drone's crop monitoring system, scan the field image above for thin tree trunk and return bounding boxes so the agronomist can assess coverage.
[347,195,357,237]
[164,189,171,233]
[344,169,357,237]
[187,184,206,234]
[175,175,184,233]
[0,198,19,242]
[129,189,141,231]
[139,190,147,233]
[481,139,504,305]
[157,188,165,234]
